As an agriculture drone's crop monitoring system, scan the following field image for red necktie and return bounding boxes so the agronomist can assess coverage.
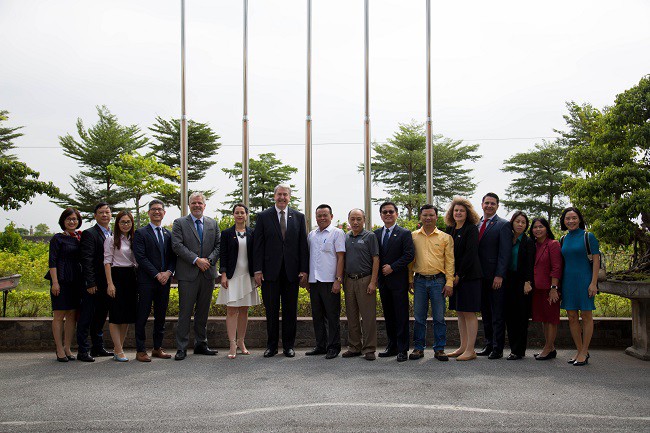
[479,218,488,240]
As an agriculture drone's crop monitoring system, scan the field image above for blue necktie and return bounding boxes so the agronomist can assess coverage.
[195,219,203,254]
[382,228,391,250]
[155,226,165,270]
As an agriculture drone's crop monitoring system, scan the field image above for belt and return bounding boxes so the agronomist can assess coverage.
[346,273,370,280]
[414,272,445,280]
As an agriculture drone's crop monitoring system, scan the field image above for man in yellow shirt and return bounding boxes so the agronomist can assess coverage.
[408,204,455,361]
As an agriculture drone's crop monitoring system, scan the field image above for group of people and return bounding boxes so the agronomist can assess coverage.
[47,185,601,367]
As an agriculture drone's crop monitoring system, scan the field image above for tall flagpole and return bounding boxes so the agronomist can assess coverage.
[425,0,433,205]
[305,0,313,230]
[242,0,250,216]
[364,0,372,229]
[180,0,189,216]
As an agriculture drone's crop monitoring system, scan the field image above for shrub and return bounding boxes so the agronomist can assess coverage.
[0,223,23,254]
[7,290,50,317]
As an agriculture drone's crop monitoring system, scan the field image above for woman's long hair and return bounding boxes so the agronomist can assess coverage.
[113,211,134,250]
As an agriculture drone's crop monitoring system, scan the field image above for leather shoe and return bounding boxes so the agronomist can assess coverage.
[283,348,296,358]
[396,352,408,362]
[194,344,217,356]
[77,352,95,362]
[434,350,449,361]
[152,348,172,359]
[91,348,114,357]
[488,350,503,359]
[66,354,76,361]
[325,349,339,359]
[136,352,151,362]
[305,348,327,356]
[536,350,557,361]
[378,348,398,358]
[409,349,424,360]
[56,355,68,362]
[364,352,376,361]
[174,350,187,361]
[507,353,522,360]
[263,348,278,358]
[476,346,493,356]
[342,350,362,358]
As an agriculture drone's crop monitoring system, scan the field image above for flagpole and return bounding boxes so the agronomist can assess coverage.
[180,0,189,216]
[242,0,250,217]
[305,0,313,230]
[425,0,433,205]
[364,0,372,229]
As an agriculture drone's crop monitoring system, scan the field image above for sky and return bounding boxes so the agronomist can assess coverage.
[1,0,649,232]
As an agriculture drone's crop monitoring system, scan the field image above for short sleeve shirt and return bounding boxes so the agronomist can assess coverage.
[344,229,379,275]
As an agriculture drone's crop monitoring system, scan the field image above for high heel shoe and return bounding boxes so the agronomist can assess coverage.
[568,352,589,364]
[236,338,250,355]
[228,340,237,359]
[113,352,128,362]
[535,350,557,361]
[56,354,69,362]
[573,353,589,366]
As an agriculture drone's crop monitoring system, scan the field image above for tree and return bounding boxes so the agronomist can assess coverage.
[0,111,59,211]
[501,140,569,222]
[560,75,650,272]
[107,152,179,227]
[222,152,300,219]
[149,116,221,209]
[53,106,148,217]
[34,223,51,235]
[360,121,481,218]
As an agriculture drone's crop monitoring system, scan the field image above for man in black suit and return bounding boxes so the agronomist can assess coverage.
[77,202,114,362]
[476,192,512,359]
[374,202,415,362]
[253,184,309,358]
[133,199,177,362]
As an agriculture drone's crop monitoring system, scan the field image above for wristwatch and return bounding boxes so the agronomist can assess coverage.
[550,285,558,290]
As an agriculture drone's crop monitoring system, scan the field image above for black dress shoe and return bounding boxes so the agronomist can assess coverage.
[507,353,522,360]
[396,352,408,362]
[535,350,557,361]
[174,350,187,360]
[283,348,296,358]
[325,349,339,359]
[487,350,503,359]
[194,344,217,355]
[476,346,493,356]
[66,354,76,361]
[573,358,589,366]
[77,352,95,362]
[56,356,68,362]
[263,348,278,358]
[568,352,589,364]
[378,348,398,358]
[91,348,114,357]
[305,348,327,356]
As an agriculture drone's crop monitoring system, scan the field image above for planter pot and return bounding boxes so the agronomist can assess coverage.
[0,274,21,317]
[599,280,650,360]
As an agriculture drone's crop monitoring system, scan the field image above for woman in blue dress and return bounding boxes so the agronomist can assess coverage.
[560,207,600,366]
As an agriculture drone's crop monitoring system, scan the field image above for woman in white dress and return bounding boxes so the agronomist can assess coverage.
[217,204,261,359]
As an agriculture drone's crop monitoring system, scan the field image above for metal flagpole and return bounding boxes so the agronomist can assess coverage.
[425,0,433,205]
[180,0,189,216]
[243,0,250,217]
[364,0,372,229]
[305,0,313,230]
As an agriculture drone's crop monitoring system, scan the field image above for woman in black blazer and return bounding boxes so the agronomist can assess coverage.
[217,204,261,359]
[503,211,535,360]
[445,197,483,361]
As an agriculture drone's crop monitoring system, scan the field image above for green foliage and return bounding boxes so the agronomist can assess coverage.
[7,290,50,317]
[0,109,22,159]
[0,241,48,288]
[360,121,481,218]
[0,223,23,254]
[218,215,235,232]
[594,293,631,317]
[14,227,29,236]
[33,223,51,236]
[502,140,569,221]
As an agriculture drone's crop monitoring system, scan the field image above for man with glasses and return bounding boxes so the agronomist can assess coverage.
[133,200,177,362]
[374,202,414,362]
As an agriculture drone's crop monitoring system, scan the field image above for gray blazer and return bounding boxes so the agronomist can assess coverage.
[172,214,221,281]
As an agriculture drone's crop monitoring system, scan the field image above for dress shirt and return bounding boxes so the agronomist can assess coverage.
[408,227,455,286]
[98,224,111,238]
[189,215,204,264]
[308,224,346,283]
[381,224,396,246]
[103,235,137,267]
[275,205,288,224]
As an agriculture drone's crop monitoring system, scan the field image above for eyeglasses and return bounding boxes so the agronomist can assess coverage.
[65,218,78,223]
[149,208,164,213]
[381,209,395,215]
[119,220,132,225]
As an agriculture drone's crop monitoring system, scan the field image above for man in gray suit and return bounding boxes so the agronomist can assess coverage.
[172,192,221,360]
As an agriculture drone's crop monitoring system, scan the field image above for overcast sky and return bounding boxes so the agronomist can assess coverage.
[1,0,649,231]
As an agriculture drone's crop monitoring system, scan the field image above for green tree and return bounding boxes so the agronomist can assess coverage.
[222,152,300,219]
[501,140,569,222]
[0,223,23,254]
[33,224,50,236]
[560,75,650,272]
[149,116,221,209]
[360,121,481,218]
[107,152,179,227]
[54,106,148,217]
[0,111,59,211]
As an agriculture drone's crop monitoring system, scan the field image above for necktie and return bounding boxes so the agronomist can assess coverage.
[195,219,203,254]
[479,218,488,240]
[280,210,287,239]
[156,226,165,269]
[382,228,391,249]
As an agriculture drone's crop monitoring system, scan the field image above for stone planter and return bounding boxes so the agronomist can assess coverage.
[599,279,650,360]
[0,274,21,317]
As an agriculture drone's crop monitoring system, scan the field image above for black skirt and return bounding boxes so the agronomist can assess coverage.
[50,280,81,311]
[449,278,481,313]
[108,267,137,324]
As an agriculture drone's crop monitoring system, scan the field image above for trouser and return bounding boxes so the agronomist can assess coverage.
[344,275,377,354]
[480,277,506,351]
[378,283,410,353]
[261,264,298,351]
[176,277,214,351]
[309,281,341,352]
[504,272,531,356]
[76,287,109,354]
[135,282,171,352]
[413,274,447,352]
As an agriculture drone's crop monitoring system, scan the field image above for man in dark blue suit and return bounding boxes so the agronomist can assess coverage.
[253,184,309,358]
[374,202,415,362]
[476,193,512,359]
[133,200,177,362]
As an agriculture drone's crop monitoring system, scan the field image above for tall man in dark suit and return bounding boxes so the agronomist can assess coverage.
[77,202,114,362]
[374,202,415,362]
[171,192,221,360]
[476,192,512,359]
[133,199,177,362]
[253,184,309,358]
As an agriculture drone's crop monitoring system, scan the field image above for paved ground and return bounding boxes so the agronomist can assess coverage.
[0,348,648,432]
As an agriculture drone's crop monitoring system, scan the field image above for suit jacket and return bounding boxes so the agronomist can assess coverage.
[253,206,309,282]
[80,224,109,290]
[510,234,535,282]
[374,225,415,291]
[477,214,512,280]
[133,224,177,288]
[172,215,221,281]
[219,225,254,279]
[533,238,562,291]
[446,223,482,281]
